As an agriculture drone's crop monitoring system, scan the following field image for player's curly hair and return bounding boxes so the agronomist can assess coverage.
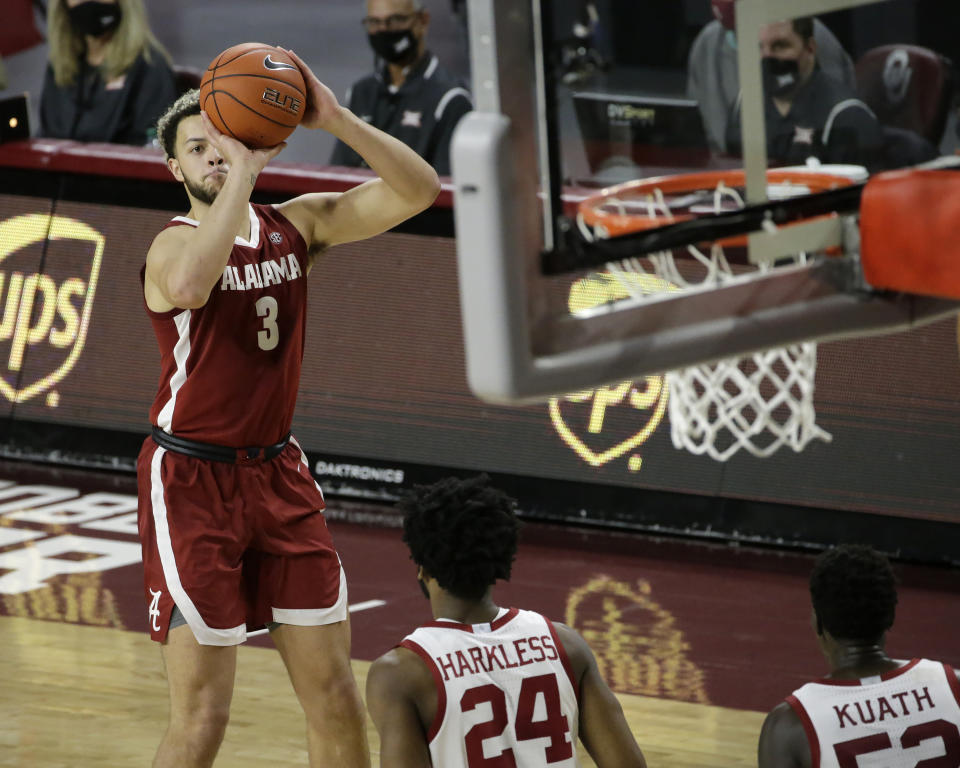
[156,89,200,160]
[400,475,522,601]
[810,544,898,642]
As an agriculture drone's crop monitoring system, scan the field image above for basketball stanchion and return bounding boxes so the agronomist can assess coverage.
[576,168,859,461]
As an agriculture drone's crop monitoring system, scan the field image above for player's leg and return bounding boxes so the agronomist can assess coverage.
[137,443,249,768]
[271,619,370,767]
[255,445,369,766]
[153,624,238,768]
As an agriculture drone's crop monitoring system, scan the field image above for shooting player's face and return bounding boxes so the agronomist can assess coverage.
[168,115,228,206]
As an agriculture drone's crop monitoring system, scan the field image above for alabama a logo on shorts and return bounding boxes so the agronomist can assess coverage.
[148,587,163,632]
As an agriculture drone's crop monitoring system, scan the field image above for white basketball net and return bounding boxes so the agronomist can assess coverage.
[577,180,832,461]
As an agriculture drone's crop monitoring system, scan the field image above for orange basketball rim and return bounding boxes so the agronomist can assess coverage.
[578,169,857,249]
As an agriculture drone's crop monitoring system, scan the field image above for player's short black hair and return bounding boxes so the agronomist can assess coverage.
[157,88,200,161]
[399,475,522,601]
[792,17,814,42]
[810,544,898,643]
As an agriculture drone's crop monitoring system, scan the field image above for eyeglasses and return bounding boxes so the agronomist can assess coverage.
[361,12,420,32]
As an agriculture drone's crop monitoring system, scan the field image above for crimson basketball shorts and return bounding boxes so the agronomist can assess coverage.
[136,436,346,645]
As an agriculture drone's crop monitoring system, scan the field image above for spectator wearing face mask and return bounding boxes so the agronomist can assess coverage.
[725,17,883,169]
[687,1,856,154]
[39,0,177,145]
[330,0,472,176]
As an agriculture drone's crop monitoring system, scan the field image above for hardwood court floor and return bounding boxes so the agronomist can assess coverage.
[0,616,764,768]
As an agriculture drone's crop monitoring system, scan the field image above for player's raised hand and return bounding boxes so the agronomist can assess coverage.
[282,49,341,132]
[200,110,285,174]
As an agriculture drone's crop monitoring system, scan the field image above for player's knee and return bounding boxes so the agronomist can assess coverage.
[305,669,364,722]
[173,700,231,748]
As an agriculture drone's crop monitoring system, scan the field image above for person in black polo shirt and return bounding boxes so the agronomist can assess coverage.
[726,17,883,169]
[330,0,472,177]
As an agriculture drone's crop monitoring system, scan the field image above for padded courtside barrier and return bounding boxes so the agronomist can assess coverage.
[860,169,960,299]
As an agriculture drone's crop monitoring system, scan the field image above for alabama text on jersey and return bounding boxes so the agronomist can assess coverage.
[142,203,308,446]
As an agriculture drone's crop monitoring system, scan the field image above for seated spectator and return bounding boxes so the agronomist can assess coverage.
[688,0,856,153]
[330,0,472,177]
[725,18,883,169]
[40,0,177,145]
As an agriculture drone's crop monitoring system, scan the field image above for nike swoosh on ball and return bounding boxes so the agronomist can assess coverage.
[263,55,297,71]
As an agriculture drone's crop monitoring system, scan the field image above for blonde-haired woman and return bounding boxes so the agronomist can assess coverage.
[40,0,177,144]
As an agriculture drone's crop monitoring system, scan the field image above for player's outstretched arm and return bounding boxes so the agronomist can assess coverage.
[276,49,441,251]
[145,112,284,311]
[758,702,810,768]
[366,648,434,768]
[553,622,647,768]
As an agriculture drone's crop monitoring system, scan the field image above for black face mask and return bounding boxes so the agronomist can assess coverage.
[762,56,801,97]
[368,29,419,66]
[68,1,122,38]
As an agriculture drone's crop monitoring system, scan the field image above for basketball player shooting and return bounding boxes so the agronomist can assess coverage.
[136,49,439,768]
[758,545,960,768]
[366,475,647,768]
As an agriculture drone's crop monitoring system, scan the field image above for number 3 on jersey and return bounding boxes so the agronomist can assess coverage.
[256,296,279,351]
[462,673,574,767]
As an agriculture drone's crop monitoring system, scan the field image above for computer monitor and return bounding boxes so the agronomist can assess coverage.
[572,91,711,177]
[0,94,30,144]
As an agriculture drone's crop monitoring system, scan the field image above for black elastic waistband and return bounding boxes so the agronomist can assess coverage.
[151,426,291,465]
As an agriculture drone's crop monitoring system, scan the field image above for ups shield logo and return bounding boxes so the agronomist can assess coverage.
[0,214,103,405]
[549,272,671,471]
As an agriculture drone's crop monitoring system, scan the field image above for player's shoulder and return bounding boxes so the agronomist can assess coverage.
[759,701,809,768]
[764,700,802,727]
[548,619,585,648]
[923,657,960,684]
[147,218,194,257]
[373,644,434,679]
[368,644,436,702]
[545,620,592,676]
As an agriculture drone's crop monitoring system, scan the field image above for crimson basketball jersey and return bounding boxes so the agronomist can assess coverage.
[400,608,581,768]
[143,203,308,445]
[787,659,960,768]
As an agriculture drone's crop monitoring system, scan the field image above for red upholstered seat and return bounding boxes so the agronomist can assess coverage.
[855,44,955,145]
[0,0,44,56]
[173,65,203,96]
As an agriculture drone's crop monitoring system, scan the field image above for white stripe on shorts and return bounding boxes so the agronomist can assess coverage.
[272,562,348,626]
[150,446,246,646]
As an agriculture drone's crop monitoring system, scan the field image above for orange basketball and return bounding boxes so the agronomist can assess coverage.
[198,43,306,149]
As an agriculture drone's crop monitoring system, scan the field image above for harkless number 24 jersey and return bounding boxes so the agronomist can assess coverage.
[401,607,581,768]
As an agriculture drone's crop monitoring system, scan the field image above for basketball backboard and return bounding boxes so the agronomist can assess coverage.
[451,0,960,407]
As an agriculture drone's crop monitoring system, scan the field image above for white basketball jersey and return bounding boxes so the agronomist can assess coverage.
[788,659,960,768]
[401,607,581,768]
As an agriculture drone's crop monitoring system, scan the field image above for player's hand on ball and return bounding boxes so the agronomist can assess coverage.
[201,110,285,174]
[282,49,341,132]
